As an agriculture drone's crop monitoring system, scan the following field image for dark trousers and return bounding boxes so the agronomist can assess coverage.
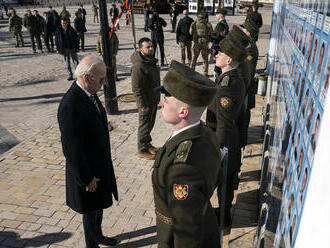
[30,33,42,52]
[62,48,79,77]
[152,38,165,65]
[137,105,157,152]
[217,126,241,225]
[77,32,85,50]
[13,31,24,46]
[43,33,54,52]
[82,209,103,248]
[144,19,149,31]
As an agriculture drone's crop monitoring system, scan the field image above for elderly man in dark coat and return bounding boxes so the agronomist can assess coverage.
[57,55,120,248]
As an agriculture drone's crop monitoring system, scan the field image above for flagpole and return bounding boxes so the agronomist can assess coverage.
[130,0,137,51]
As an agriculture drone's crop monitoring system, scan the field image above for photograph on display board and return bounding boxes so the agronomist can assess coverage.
[305,98,315,134]
[295,72,302,105]
[297,166,309,214]
[310,112,321,152]
[314,40,327,92]
[296,145,305,182]
[301,88,310,118]
[298,77,306,109]
[289,211,297,247]
[301,27,308,55]
[304,30,314,69]
[298,25,305,52]
[319,51,330,107]
[308,34,319,81]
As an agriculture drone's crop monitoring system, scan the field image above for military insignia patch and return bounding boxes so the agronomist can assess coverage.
[173,184,188,200]
[220,97,231,108]
[174,140,192,163]
[247,55,253,61]
[220,76,230,87]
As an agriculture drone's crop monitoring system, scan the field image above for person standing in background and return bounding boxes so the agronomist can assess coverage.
[176,9,194,66]
[130,37,160,159]
[74,10,87,52]
[55,19,79,81]
[92,3,99,23]
[9,9,24,47]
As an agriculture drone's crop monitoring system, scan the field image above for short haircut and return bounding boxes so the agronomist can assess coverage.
[75,55,104,78]
[138,37,152,48]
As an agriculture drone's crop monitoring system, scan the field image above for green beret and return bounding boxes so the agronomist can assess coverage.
[242,18,259,35]
[216,7,227,15]
[162,61,217,106]
[219,36,248,63]
[228,25,250,48]
[197,12,204,18]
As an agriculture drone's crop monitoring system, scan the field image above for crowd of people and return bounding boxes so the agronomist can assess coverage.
[8,2,264,248]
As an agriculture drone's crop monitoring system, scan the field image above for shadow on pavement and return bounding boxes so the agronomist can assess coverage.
[0,93,64,102]
[239,170,261,183]
[232,189,259,229]
[115,226,157,247]
[0,231,72,247]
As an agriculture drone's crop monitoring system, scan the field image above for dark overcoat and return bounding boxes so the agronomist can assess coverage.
[57,82,118,214]
[152,123,221,248]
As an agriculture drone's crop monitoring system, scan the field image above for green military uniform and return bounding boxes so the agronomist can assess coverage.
[206,35,247,226]
[131,51,160,153]
[92,4,99,23]
[60,6,71,22]
[97,31,119,79]
[153,60,221,247]
[189,13,213,77]
[9,12,24,47]
[240,20,260,146]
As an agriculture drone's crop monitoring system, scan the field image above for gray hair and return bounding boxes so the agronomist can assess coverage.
[74,55,104,78]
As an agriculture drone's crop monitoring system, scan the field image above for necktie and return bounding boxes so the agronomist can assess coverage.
[89,94,100,113]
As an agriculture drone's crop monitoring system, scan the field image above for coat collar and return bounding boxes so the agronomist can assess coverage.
[164,122,203,156]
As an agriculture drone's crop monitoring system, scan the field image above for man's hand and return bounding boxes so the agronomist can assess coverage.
[86,177,100,192]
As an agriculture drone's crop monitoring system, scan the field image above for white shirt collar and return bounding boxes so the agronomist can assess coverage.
[170,121,200,140]
[76,80,91,97]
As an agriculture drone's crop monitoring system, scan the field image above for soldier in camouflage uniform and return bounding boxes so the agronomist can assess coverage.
[206,34,247,227]
[97,29,119,80]
[153,60,222,247]
[92,3,99,23]
[9,9,24,47]
[60,5,71,22]
[190,13,213,77]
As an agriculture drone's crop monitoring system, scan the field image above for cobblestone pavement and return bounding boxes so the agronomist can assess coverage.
[0,4,272,247]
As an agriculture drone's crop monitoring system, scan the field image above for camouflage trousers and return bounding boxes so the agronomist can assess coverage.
[12,31,24,47]
[191,42,209,76]
[179,41,192,66]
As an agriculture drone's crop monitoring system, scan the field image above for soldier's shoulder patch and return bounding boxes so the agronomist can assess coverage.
[220,76,230,87]
[247,55,253,61]
[173,184,188,200]
[220,97,231,109]
[174,140,192,164]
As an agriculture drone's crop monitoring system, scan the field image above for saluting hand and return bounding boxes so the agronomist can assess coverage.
[86,177,100,192]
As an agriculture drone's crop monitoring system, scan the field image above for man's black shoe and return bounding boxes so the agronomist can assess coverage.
[67,76,74,81]
[98,236,120,246]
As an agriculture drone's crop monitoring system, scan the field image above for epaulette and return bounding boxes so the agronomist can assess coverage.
[220,75,230,87]
[174,140,192,164]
